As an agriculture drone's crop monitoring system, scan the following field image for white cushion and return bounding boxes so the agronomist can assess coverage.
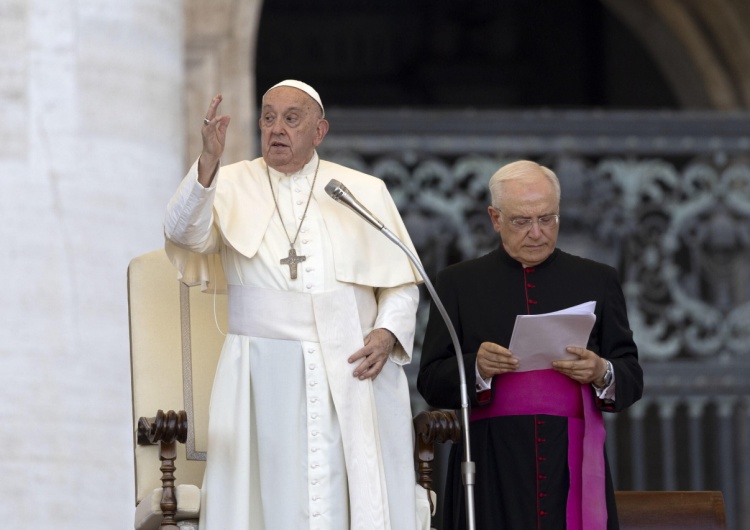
[134,484,201,530]
[416,484,437,530]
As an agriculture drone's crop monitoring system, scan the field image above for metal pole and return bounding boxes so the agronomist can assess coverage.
[381,227,476,530]
[324,182,476,529]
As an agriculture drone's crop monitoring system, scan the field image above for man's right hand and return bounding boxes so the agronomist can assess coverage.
[198,94,231,187]
[476,341,519,379]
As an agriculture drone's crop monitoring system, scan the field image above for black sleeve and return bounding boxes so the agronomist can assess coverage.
[595,267,643,412]
[418,269,482,409]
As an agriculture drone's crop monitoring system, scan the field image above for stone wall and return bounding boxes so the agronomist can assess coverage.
[0,1,184,527]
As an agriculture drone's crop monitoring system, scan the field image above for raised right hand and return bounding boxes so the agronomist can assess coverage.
[198,94,231,187]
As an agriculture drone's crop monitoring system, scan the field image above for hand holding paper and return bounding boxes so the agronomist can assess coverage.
[508,301,596,373]
[476,341,520,379]
[553,345,609,386]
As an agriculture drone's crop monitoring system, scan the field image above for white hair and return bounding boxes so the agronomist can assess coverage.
[489,160,561,208]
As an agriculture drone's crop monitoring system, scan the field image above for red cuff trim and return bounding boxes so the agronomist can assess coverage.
[477,389,492,404]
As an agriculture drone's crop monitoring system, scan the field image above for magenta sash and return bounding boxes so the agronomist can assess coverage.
[470,370,607,530]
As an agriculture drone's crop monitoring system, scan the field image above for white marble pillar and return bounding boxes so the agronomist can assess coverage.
[0,1,184,527]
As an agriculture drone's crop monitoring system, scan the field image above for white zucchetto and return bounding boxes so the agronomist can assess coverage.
[265,79,325,117]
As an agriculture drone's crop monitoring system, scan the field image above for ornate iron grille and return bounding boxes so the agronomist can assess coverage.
[318,108,750,530]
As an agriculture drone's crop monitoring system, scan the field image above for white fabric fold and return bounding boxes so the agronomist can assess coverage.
[165,153,425,529]
[165,154,423,292]
[228,284,391,529]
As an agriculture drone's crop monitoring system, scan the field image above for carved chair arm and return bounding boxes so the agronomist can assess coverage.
[137,410,188,530]
[413,409,461,516]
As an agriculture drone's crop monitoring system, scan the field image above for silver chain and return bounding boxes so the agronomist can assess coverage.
[266,158,320,249]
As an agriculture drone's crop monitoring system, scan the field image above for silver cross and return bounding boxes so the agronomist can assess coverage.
[280,248,306,279]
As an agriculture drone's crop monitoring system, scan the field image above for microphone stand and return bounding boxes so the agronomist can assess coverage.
[378,227,476,530]
[325,179,475,529]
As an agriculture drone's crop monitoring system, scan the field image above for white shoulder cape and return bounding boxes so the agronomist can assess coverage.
[166,157,423,290]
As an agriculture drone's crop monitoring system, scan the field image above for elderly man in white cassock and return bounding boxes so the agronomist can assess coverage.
[164,80,426,529]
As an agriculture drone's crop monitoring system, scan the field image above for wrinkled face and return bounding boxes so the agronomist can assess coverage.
[259,86,328,174]
[488,173,559,267]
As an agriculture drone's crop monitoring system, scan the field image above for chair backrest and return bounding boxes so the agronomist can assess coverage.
[128,249,226,505]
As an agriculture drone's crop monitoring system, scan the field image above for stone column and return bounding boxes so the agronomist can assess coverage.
[185,0,262,166]
[0,1,184,526]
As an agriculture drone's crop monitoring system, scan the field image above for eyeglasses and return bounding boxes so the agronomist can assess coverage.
[495,208,559,231]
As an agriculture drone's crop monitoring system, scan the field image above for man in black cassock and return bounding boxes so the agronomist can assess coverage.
[418,160,643,530]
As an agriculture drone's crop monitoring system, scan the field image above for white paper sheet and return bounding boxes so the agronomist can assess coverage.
[508,301,597,372]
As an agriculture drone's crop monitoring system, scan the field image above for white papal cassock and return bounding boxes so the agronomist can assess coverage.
[164,152,428,529]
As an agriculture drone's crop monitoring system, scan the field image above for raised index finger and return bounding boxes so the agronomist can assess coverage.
[204,94,223,121]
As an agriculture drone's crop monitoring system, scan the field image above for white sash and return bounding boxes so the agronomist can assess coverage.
[228,284,391,530]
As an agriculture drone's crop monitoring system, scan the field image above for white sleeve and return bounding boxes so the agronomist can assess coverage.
[164,162,221,254]
[475,361,492,391]
[593,359,616,401]
[373,283,419,365]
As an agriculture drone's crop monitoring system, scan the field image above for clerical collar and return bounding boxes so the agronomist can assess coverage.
[496,244,559,270]
[265,151,320,180]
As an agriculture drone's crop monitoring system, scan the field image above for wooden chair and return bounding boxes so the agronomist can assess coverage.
[128,249,226,530]
[412,410,727,530]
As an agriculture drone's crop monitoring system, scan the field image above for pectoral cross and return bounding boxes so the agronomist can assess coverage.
[280,247,306,280]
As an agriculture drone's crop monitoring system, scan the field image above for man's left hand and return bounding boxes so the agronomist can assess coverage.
[349,328,396,380]
[552,346,608,386]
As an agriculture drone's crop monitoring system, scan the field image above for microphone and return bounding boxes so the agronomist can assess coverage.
[325,178,477,530]
[324,179,384,230]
